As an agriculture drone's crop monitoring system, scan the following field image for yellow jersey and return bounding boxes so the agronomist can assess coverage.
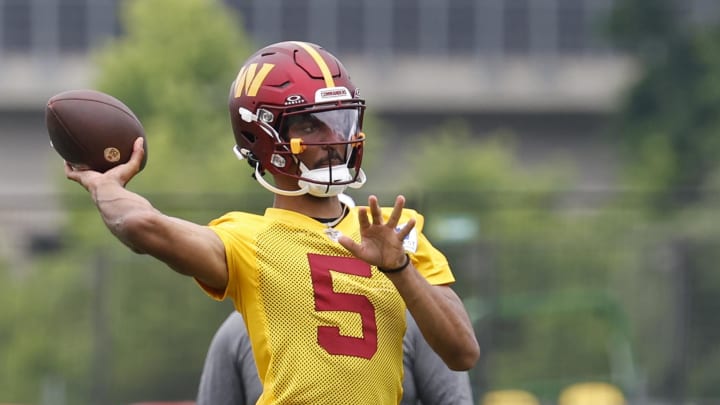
[200,206,455,405]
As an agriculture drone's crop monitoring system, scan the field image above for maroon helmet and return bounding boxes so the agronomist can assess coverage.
[229,41,366,196]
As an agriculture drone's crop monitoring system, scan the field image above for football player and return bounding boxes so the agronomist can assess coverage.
[66,41,479,405]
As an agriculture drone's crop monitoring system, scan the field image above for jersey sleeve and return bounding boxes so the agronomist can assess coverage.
[195,212,258,302]
[410,231,455,286]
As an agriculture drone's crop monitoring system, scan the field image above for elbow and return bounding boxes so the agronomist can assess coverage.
[109,210,158,254]
[447,340,481,371]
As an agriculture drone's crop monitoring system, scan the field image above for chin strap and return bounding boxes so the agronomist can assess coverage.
[252,163,309,196]
[250,159,366,197]
[234,144,366,197]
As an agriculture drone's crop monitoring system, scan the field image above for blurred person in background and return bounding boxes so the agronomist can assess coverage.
[197,310,474,405]
[65,40,478,404]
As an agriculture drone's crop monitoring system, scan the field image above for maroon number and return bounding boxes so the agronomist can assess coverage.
[308,253,377,359]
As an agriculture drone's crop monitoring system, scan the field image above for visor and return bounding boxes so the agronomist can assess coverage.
[284,109,360,143]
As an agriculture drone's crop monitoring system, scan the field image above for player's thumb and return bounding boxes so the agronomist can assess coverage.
[114,137,145,186]
[127,137,145,168]
[337,234,359,255]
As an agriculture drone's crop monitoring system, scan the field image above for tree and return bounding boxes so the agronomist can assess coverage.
[606,0,720,400]
[373,122,641,401]
[3,0,395,402]
[0,0,259,403]
[607,0,720,210]
[86,0,258,402]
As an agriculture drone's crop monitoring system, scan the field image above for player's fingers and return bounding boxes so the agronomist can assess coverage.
[368,195,383,224]
[357,207,371,229]
[64,161,92,180]
[396,217,416,239]
[337,234,360,254]
[64,162,78,180]
[110,137,144,180]
[102,137,143,186]
[385,195,405,228]
[64,161,98,191]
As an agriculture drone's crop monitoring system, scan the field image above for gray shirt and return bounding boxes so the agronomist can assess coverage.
[197,311,473,405]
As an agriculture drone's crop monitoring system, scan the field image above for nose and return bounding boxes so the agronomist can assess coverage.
[321,126,345,143]
[321,141,344,159]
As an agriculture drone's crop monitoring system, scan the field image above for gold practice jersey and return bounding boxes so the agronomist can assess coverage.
[199,206,455,405]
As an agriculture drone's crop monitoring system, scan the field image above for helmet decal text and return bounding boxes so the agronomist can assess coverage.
[315,87,351,103]
[234,63,275,98]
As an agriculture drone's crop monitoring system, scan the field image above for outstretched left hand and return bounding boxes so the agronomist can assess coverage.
[338,195,416,270]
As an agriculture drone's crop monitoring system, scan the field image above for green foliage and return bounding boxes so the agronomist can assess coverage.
[1,0,256,403]
[608,1,720,210]
[88,0,257,401]
[91,0,257,194]
[604,0,679,56]
[398,122,573,255]
[13,0,720,402]
[379,122,639,400]
[100,253,232,401]
[606,0,720,399]
[384,121,571,215]
[0,254,95,403]
[93,0,251,139]
[3,0,394,402]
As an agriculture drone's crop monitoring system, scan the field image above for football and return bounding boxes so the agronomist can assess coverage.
[45,89,147,173]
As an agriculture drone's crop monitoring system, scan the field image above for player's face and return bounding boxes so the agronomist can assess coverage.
[285,110,360,169]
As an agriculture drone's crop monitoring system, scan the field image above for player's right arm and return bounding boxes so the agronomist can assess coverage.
[65,137,229,290]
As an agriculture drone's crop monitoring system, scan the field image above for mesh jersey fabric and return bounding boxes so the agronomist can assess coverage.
[200,205,455,405]
[196,310,474,405]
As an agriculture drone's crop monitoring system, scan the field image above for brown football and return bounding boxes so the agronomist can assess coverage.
[45,89,147,173]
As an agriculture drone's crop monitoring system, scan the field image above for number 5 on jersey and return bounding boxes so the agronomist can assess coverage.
[308,254,378,359]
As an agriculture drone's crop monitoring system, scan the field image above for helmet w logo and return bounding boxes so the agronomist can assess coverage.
[234,63,275,98]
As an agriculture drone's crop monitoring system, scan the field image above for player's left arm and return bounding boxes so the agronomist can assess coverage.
[393,275,479,371]
[338,195,480,371]
[408,313,474,404]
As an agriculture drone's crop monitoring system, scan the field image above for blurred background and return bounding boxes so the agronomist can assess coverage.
[2,0,720,404]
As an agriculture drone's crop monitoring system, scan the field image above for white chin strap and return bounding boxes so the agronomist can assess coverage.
[255,160,367,197]
[297,163,366,197]
[234,145,366,197]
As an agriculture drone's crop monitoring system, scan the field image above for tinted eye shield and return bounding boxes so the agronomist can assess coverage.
[280,109,364,154]
[285,132,365,154]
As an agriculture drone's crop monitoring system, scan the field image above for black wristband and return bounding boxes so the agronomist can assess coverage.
[377,253,410,274]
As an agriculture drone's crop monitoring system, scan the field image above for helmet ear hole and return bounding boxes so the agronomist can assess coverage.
[241,131,256,144]
[236,131,262,172]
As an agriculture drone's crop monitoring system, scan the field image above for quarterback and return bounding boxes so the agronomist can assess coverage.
[65,41,479,404]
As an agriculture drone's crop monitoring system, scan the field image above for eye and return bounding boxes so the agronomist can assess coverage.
[298,122,318,134]
[289,117,325,137]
